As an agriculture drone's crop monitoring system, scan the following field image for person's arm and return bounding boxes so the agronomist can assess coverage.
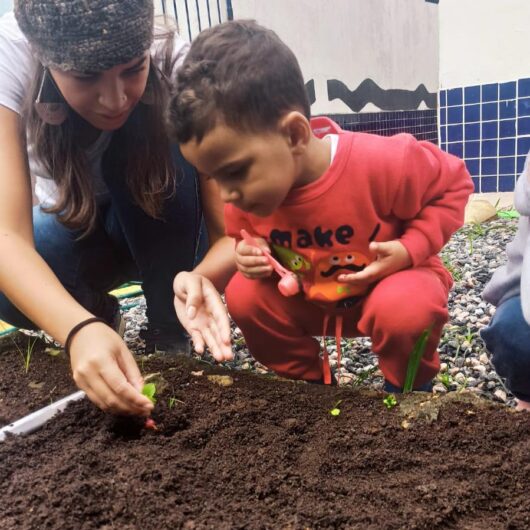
[0,106,152,415]
[393,137,474,266]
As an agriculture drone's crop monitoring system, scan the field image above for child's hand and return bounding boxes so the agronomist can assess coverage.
[235,237,273,279]
[173,271,233,362]
[337,240,412,286]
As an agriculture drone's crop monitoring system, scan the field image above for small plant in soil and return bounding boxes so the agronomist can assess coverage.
[11,335,38,374]
[142,383,158,430]
[383,395,397,409]
[329,400,342,416]
[437,372,453,390]
[402,326,432,393]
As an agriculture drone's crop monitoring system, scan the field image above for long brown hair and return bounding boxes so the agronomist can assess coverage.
[24,28,178,236]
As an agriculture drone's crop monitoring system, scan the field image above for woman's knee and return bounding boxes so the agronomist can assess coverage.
[481,296,530,376]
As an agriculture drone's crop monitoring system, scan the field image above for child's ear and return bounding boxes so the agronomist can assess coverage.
[279,111,311,154]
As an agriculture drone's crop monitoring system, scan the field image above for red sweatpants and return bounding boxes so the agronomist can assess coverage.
[225,267,450,388]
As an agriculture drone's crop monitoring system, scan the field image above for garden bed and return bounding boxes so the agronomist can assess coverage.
[1,355,530,530]
[0,334,76,427]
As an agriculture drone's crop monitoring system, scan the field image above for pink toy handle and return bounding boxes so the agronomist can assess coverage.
[240,229,290,277]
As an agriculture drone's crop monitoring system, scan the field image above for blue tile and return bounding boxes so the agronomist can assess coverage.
[448,124,463,142]
[500,81,516,100]
[517,136,530,155]
[499,119,516,138]
[499,138,516,156]
[482,102,498,121]
[447,88,463,106]
[440,126,447,143]
[465,123,480,140]
[482,83,499,102]
[518,97,530,117]
[482,121,498,139]
[440,90,446,107]
[447,106,463,124]
[464,104,480,122]
[517,155,527,173]
[499,157,515,174]
[440,107,447,126]
[499,175,516,191]
[465,140,480,158]
[481,139,497,157]
[518,117,530,135]
[466,159,480,176]
[471,176,480,191]
[518,78,530,98]
[464,85,480,104]
[480,176,497,192]
[499,100,516,119]
[481,158,497,175]
[447,142,463,158]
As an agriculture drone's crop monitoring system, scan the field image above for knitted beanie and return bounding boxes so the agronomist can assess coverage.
[14,0,154,72]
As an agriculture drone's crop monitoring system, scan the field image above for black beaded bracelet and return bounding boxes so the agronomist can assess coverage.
[64,317,107,356]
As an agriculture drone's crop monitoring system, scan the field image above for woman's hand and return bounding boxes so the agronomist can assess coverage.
[337,240,412,287]
[69,322,153,416]
[173,271,233,361]
[235,237,273,279]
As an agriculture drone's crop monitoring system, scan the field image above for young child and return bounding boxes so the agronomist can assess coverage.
[169,20,474,390]
[482,153,530,410]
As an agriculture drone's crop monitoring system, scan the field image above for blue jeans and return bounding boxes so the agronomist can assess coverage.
[481,295,530,401]
[0,146,206,334]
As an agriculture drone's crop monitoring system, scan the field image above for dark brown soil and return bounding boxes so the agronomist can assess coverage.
[1,356,530,530]
[0,334,76,426]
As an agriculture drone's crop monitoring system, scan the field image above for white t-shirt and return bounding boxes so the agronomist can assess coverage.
[0,11,190,207]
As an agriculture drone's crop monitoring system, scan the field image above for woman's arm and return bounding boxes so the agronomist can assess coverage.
[0,105,152,415]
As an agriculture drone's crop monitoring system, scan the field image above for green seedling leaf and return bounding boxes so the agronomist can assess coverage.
[142,382,157,404]
[498,209,520,219]
[329,399,342,416]
[403,325,433,393]
[383,395,397,409]
[45,347,62,357]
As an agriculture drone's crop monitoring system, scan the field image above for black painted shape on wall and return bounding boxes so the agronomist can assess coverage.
[306,79,316,106]
[425,0,439,4]
[327,79,437,112]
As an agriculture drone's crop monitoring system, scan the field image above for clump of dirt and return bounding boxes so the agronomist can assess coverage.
[1,355,530,530]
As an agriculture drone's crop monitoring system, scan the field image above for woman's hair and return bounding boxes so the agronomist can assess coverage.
[24,26,178,236]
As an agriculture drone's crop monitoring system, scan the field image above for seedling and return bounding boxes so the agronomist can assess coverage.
[142,382,157,404]
[11,335,38,374]
[329,400,342,416]
[142,383,158,431]
[168,396,184,409]
[402,326,433,393]
[437,372,453,390]
[383,395,397,409]
[466,222,486,255]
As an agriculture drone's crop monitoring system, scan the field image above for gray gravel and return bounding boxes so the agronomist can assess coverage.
[119,217,520,407]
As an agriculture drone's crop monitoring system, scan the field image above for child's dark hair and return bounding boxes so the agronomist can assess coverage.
[170,20,311,143]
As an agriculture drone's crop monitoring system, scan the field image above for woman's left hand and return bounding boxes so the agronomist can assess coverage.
[337,240,412,286]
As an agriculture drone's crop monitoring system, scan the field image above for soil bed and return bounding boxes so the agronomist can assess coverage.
[0,335,76,426]
[1,356,530,530]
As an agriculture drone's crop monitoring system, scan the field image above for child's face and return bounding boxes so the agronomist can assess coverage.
[180,122,300,217]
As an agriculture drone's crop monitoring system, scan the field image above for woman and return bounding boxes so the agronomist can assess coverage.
[0,0,223,416]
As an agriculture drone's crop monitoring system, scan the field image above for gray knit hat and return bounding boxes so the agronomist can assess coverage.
[14,0,154,72]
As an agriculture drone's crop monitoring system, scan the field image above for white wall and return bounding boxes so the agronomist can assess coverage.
[0,0,12,16]
[232,0,439,115]
[439,0,530,88]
